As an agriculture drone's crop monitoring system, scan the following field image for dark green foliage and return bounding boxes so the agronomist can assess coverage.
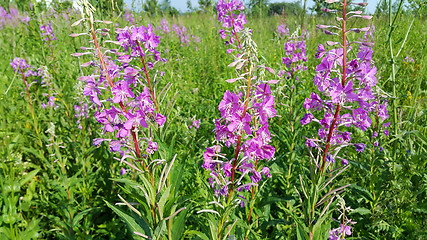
[269,1,302,16]
[249,0,270,17]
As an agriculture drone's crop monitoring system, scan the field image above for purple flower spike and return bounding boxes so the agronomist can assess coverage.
[71,21,169,170]
[216,0,246,52]
[277,24,289,37]
[40,23,57,45]
[279,34,308,79]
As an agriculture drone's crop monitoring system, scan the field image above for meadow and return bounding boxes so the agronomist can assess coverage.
[0,1,426,239]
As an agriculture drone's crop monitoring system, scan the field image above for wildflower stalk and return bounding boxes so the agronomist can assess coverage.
[18,66,42,147]
[228,9,251,199]
[73,3,180,238]
[320,0,348,174]
[203,2,276,239]
[245,79,276,232]
[296,1,388,239]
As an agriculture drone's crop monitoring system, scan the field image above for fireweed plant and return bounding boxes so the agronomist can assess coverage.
[10,58,65,176]
[276,26,309,102]
[275,28,309,192]
[291,1,390,239]
[10,57,43,146]
[39,22,58,70]
[198,1,277,239]
[279,29,308,80]
[158,18,170,34]
[11,57,62,156]
[71,1,184,238]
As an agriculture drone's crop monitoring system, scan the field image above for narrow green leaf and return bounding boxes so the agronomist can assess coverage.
[104,200,152,238]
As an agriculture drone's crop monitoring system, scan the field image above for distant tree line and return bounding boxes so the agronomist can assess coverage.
[4,0,424,18]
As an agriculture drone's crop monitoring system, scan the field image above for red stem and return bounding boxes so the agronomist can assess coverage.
[246,159,258,225]
[136,41,160,113]
[320,0,348,173]
[228,10,251,198]
[19,67,34,113]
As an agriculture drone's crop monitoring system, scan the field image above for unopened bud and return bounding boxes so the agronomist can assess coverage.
[265,67,275,74]
[321,8,331,12]
[71,19,84,27]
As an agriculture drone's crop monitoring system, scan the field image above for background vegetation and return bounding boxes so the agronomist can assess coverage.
[0,0,426,239]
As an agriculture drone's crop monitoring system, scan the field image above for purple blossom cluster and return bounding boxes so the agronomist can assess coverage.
[10,57,40,78]
[40,69,59,110]
[217,0,247,47]
[189,119,200,130]
[40,23,57,44]
[124,10,135,25]
[403,56,414,63]
[0,6,30,29]
[72,23,167,160]
[10,59,58,110]
[41,96,57,109]
[301,22,389,166]
[74,102,89,129]
[329,224,352,240]
[203,83,276,197]
[277,24,289,37]
[172,24,190,47]
[115,24,166,65]
[158,18,170,34]
[278,35,308,79]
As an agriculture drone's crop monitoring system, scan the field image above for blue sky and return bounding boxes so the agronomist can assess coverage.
[124,0,380,14]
